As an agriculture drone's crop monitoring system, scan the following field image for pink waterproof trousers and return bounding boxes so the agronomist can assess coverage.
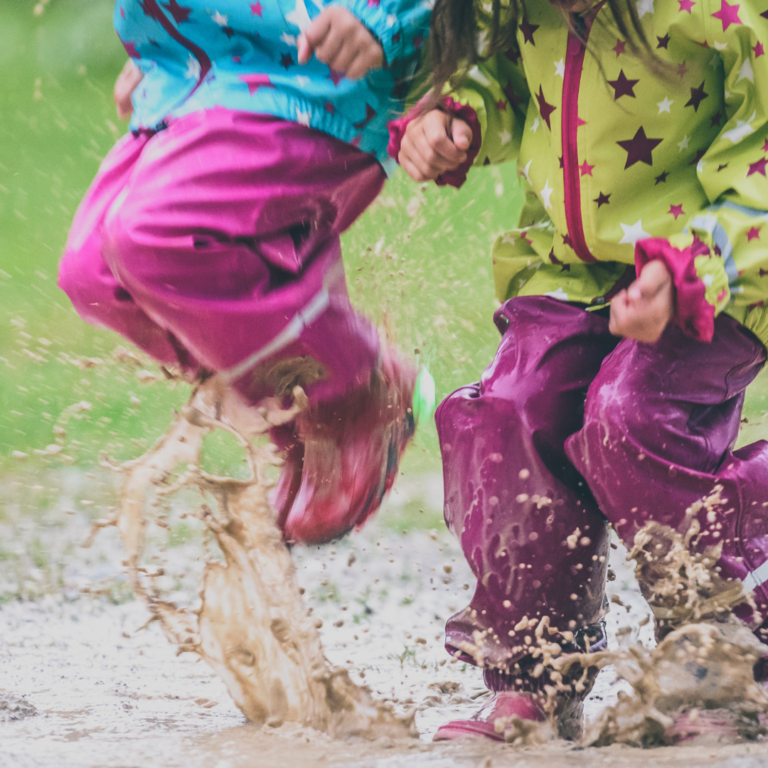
[59,108,386,405]
[438,297,768,689]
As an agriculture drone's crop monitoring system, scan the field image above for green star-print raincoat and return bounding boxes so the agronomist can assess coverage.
[397,0,768,345]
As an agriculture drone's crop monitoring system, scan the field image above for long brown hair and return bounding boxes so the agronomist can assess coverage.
[429,0,663,100]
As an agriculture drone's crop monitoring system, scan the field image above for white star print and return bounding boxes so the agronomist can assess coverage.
[554,59,565,78]
[619,220,650,246]
[386,14,397,27]
[678,135,690,152]
[530,117,540,133]
[468,66,491,87]
[722,111,757,143]
[715,41,728,51]
[657,97,673,114]
[737,59,754,83]
[545,287,570,300]
[281,32,297,46]
[502,234,516,245]
[185,54,200,80]
[476,30,490,54]
[703,274,714,286]
[697,159,706,173]
[285,0,311,30]
[296,107,311,126]
[499,129,512,145]
[296,75,310,87]
[523,159,533,183]
[540,179,554,210]
[636,0,654,18]
[212,10,228,26]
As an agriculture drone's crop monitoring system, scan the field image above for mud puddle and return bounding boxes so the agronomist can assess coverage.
[3,515,768,766]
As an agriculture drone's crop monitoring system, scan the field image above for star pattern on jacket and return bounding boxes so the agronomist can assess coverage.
[163,0,192,22]
[520,18,539,45]
[535,86,556,129]
[617,127,663,169]
[712,0,742,31]
[686,82,709,111]
[608,70,639,100]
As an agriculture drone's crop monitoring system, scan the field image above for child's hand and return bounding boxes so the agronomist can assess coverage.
[399,109,473,182]
[297,7,384,80]
[114,59,143,121]
[609,259,674,344]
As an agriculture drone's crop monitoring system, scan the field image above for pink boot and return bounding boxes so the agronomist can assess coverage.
[434,692,545,742]
[279,347,417,544]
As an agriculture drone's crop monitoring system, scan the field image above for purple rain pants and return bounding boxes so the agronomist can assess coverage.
[437,296,768,686]
[58,108,386,406]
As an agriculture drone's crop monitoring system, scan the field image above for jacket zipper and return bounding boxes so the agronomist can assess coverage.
[561,12,596,263]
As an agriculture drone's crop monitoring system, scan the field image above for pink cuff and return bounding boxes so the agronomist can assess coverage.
[635,237,715,342]
[387,96,482,189]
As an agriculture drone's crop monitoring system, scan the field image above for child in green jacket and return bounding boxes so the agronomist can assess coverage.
[390,0,768,741]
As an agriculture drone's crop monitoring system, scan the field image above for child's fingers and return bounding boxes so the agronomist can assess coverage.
[451,118,473,151]
[302,11,332,56]
[297,35,313,65]
[345,47,384,80]
[638,259,672,299]
[423,113,467,165]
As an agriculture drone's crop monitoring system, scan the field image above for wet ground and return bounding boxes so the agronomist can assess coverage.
[2,472,768,767]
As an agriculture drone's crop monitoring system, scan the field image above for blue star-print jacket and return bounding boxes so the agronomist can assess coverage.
[116,0,430,169]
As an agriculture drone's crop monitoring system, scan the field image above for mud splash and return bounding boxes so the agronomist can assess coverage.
[87,377,414,739]
[554,514,768,747]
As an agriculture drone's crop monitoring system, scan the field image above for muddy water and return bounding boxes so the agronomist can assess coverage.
[2,536,768,767]
[3,385,768,765]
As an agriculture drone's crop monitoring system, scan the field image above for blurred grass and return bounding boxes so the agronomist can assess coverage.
[2,0,767,524]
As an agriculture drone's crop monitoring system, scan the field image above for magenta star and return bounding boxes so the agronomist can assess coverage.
[162,0,191,22]
[535,86,556,129]
[617,127,663,169]
[519,17,539,45]
[748,226,762,241]
[239,74,275,95]
[668,204,684,219]
[328,69,344,86]
[324,101,335,115]
[679,0,695,10]
[762,139,768,152]
[677,61,688,78]
[712,0,742,31]
[579,160,595,176]
[594,192,611,207]
[496,99,507,111]
[755,41,765,57]
[608,70,639,100]
[685,81,709,111]
[120,38,141,58]
[748,157,768,176]
[250,1,263,15]
[613,39,626,57]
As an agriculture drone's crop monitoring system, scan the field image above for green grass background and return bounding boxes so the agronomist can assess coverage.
[2,0,767,508]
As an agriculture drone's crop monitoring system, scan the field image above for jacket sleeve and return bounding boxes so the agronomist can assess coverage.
[334,0,431,66]
[636,0,768,342]
[388,48,530,187]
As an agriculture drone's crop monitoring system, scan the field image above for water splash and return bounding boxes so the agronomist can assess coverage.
[87,377,415,738]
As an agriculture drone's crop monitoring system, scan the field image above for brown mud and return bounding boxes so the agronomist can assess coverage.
[87,377,414,739]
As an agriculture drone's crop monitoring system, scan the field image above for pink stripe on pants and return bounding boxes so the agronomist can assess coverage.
[59,108,386,404]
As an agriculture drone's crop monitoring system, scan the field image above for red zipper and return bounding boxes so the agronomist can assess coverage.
[561,13,596,263]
